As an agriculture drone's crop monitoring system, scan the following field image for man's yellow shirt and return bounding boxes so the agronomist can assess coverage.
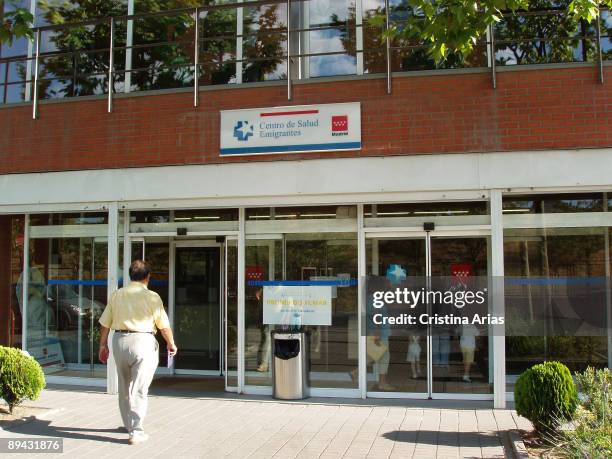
[99,281,170,332]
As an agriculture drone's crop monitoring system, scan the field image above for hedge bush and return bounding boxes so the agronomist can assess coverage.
[515,361,578,434]
[0,346,45,413]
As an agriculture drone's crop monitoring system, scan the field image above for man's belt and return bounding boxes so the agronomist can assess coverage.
[114,329,154,335]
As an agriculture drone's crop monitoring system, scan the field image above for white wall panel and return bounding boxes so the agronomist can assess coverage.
[1,149,611,212]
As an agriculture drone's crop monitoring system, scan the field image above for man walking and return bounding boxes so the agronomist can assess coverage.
[98,260,178,445]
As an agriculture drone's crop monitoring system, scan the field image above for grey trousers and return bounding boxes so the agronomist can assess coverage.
[112,332,159,434]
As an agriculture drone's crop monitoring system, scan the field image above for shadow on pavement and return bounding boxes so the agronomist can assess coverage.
[382,429,501,447]
[4,419,127,444]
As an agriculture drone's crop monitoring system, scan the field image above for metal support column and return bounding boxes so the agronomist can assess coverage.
[357,204,366,398]
[107,18,115,113]
[237,208,246,393]
[287,0,292,100]
[384,0,391,94]
[106,203,119,394]
[194,7,200,107]
[596,11,604,84]
[490,189,506,409]
[32,29,41,120]
[21,214,30,351]
[489,24,497,89]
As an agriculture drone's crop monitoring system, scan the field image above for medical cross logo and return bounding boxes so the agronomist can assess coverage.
[233,121,254,141]
[331,115,348,136]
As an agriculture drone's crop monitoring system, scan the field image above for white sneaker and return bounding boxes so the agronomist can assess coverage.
[128,432,149,445]
[462,375,471,383]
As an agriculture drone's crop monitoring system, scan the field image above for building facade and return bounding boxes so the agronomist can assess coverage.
[1,1,611,408]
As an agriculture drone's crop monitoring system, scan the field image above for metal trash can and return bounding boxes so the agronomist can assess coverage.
[272,331,309,400]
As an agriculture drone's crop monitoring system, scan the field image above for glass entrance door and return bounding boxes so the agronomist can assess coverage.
[366,233,493,398]
[174,244,222,374]
[429,236,492,396]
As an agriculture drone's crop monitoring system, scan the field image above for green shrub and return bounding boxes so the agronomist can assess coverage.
[0,346,46,413]
[515,361,578,434]
[553,407,612,457]
[552,367,611,457]
[575,367,611,425]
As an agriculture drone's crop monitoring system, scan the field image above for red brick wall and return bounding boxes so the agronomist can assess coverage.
[0,66,610,174]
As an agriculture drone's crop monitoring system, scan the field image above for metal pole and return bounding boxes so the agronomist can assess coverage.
[194,7,200,107]
[384,0,391,95]
[490,24,497,89]
[286,0,292,100]
[21,214,30,351]
[595,10,604,84]
[32,29,41,120]
[107,18,115,113]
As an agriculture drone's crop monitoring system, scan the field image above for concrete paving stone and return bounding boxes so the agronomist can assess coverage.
[0,388,534,459]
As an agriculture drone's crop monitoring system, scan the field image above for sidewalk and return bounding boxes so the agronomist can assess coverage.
[0,387,531,458]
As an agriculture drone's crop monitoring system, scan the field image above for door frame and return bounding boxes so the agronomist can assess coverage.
[171,240,225,377]
[363,227,493,400]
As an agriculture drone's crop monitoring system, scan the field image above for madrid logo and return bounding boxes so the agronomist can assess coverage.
[331,115,348,136]
[233,121,254,141]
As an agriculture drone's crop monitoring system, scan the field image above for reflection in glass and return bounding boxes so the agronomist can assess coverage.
[174,246,221,371]
[23,235,108,378]
[243,3,287,82]
[285,233,358,389]
[430,237,491,394]
[245,239,282,386]
[36,2,128,98]
[2,216,25,348]
[366,238,427,393]
[502,193,605,214]
[362,0,486,73]
[494,5,598,66]
[504,227,610,392]
[307,0,356,77]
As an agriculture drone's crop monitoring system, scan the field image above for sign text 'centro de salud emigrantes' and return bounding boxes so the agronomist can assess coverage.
[219,102,361,156]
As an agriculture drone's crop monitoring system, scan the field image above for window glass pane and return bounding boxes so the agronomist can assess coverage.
[247,205,356,220]
[364,202,490,228]
[245,206,358,389]
[199,8,237,85]
[365,237,427,393]
[245,238,282,386]
[0,216,25,348]
[502,193,604,214]
[36,1,128,99]
[1,1,30,58]
[287,233,358,389]
[365,202,488,217]
[504,227,610,392]
[494,5,598,66]
[30,212,108,226]
[602,10,612,60]
[24,236,108,378]
[307,0,356,77]
[130,11,195,91]
[362,0,486,74]
[243,3,287,82]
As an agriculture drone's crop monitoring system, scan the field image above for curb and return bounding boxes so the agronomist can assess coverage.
[508,429,530,458]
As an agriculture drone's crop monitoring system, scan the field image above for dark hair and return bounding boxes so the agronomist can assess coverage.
[129,260,150,281]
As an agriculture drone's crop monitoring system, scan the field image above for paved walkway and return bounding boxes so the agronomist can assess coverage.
[0,387,531,458]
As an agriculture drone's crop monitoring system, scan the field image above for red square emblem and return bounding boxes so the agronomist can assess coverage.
[246,266,264,281]
[331,115,348,132]
[451,263,474,279]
